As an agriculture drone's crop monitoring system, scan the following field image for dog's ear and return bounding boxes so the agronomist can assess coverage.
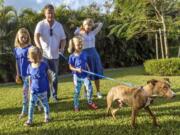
[163,78,170,83]
[147,79,158,86]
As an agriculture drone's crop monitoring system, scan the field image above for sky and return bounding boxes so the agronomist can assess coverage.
[4,0,107,13]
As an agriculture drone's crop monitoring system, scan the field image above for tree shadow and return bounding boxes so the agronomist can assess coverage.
[2,119,179,135]
[1,92,179,118]
[49,98,108,113]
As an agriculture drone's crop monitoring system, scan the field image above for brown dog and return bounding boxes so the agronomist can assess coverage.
[106,79,176,128]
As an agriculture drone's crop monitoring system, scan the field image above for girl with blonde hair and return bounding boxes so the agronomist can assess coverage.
[68,36,98,111]
[24,46,50,126]
[74,18,104,99]
[14,27,32,119]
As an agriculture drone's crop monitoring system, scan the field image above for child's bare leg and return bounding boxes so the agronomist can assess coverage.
[95,79,102,99]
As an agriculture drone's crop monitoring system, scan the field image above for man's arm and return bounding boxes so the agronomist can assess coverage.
[59,39,66,54]
[34,33,43,52]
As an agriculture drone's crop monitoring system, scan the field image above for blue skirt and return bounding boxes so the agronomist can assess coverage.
[83,48,103,80]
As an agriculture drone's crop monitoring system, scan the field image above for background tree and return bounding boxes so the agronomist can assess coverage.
[0,0,18,82]
[0,0,179,82]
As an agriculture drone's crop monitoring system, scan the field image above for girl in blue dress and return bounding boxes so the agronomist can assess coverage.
[74,18,104,99]
[14,28,32,118]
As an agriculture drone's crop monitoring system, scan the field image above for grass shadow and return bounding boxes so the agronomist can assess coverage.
[3,119,180,135]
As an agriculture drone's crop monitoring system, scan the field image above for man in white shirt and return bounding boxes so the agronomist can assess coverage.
[34,4,66,101]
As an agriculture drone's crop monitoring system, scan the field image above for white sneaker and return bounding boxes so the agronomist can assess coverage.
[97,92,103,99]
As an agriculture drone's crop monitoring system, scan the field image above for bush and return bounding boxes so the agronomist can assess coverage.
[144,58,180,76]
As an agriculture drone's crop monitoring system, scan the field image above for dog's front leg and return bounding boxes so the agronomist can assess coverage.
[111,108,119,120]
[131,109,138,128]
[144,106,158,126]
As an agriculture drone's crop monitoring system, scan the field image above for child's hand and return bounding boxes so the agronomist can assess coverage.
[79,28,85,34]
[76,68,82,73]
[16,75,22,84]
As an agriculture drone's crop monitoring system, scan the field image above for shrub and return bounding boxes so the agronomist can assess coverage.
[144,58,180,76]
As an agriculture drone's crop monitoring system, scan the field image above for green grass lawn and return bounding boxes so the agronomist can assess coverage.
[0,66,179,135]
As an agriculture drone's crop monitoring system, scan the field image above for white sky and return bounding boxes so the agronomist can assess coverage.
[4,0,107,13]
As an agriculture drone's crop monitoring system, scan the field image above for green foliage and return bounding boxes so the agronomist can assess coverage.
[109,0,147,40]
[0,5,18,51]
[0,1,179,82]
[144,58,180,76]
[0,54,15,82]
[0,67,180,135]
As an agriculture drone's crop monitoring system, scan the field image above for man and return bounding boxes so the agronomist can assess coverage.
[34,4,66,102]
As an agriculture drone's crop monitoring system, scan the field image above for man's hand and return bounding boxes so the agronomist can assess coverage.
[59,48,64,54]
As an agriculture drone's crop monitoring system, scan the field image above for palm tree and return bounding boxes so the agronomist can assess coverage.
[0,4,17,53]
[0,1,18,82]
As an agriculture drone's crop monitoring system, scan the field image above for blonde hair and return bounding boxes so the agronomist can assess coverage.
[28,46,42,63]
[68,36,83,53]
[14,28,31,48]
[83,18,94,27]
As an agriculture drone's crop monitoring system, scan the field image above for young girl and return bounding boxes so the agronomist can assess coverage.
[14,28,32,118]
[74,18,103,99]
[24,46,50,126]
[68,36,98,111]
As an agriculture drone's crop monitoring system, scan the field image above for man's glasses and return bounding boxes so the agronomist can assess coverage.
[50,28,53,36]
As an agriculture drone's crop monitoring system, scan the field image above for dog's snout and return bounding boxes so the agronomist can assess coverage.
[172,93,176,98]
[170,91,176,98]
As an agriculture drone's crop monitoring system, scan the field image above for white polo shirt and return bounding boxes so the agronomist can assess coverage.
[35,19,66,59]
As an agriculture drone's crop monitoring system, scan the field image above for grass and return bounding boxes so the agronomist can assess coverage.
[0,66,179,135]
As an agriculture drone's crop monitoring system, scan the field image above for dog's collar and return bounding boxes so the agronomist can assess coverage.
[145,97,154,107]
[136,86,154,107]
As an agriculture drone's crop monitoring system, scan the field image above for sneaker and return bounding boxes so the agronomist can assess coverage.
[44,118,51,123]
[88,102,98,110]
[74,107,79,112]
[97,92,103,99]
[24,120,32,126]
[19,113,27,119]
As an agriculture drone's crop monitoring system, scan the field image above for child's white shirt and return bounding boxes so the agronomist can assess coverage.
[74,23,103,49]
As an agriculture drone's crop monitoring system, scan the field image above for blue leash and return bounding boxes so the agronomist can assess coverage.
[82,69,134,87]
[59,52,135,87]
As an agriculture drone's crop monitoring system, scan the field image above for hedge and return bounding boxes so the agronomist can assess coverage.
[144,58,180,76]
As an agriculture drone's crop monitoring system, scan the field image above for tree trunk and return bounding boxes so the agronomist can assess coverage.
[159,29,164,59]
[178,45,180,57]
[161,15,169,58]
[155,33,159,59]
